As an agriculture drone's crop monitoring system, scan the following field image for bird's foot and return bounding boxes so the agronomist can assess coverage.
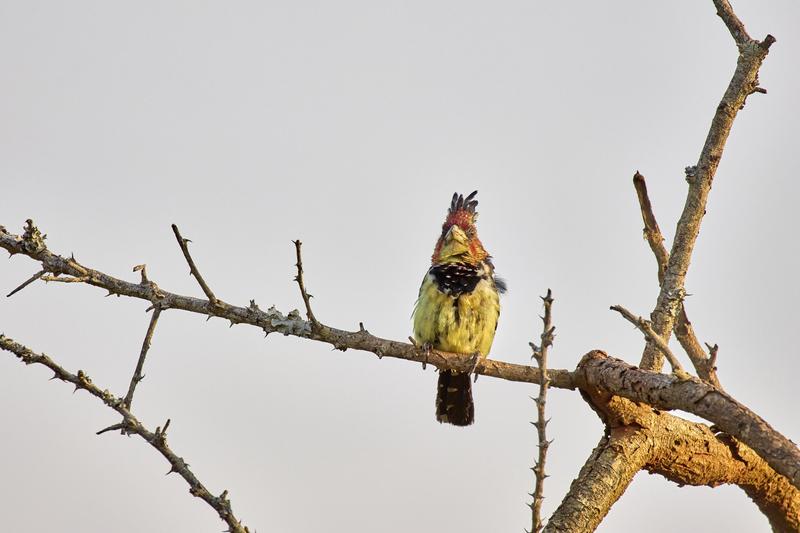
[468,351,483,382]
[420,342,432,370]
[408,337,432,370]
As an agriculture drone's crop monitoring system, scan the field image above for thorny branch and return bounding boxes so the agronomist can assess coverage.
[123,305,163,410]
[171,224,223,308]
[0,223,575,390]
[529,290,555,533]
[0,334,251,533]
[293,239,320,331]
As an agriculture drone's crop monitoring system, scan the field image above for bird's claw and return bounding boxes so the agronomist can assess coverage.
[421,342,432,370]
[409,336,432,371]
[468,351,482,382]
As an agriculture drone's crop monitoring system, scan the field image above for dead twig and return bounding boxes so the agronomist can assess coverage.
[171,224,221,307]
[631,172,721,387]
[122,305,163,410]
[293,240,320,330]
[610,305,689,379]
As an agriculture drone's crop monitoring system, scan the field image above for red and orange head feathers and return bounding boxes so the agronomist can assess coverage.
[432,191,489,265]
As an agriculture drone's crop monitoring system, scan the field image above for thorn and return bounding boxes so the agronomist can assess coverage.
[96,422,126,435]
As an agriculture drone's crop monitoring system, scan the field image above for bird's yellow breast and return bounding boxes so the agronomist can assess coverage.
[412,272,500,356]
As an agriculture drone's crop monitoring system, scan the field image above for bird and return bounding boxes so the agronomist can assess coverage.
[412,191,505,426]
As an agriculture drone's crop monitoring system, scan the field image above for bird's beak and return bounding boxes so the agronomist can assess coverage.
[445,225,468,244]
[438,226,469,259]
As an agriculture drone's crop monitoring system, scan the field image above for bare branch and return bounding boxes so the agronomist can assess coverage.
[632,172,668,283]
[610,305,689,379]
[0,334,251,533]
[171,224,221,307]
[0,224,576,390]
[713,0,752,45]
[646,418,800,532]
[6,269,45,298]
[293,239,320,330]
[632,172,721,387]
[706,342,719,370]
[96,422,127,435]
[530,290,555,533]
[640,4,774,372]
[577,383,800,532]
[575,351,800,491]
[6,221,798,491]
[123,305,163,410]
[544,431,650,533]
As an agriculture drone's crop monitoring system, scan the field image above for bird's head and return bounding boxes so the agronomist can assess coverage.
[431,191,489,265]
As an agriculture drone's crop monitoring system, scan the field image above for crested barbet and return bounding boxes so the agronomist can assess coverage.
[412,191,505,426]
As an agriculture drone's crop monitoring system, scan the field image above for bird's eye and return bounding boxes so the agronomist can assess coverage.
[466,227,476,238]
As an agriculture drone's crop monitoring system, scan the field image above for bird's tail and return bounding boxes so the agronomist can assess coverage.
[436,370,474,426]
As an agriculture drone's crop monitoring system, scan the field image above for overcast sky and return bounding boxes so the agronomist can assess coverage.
[1,1,798,532]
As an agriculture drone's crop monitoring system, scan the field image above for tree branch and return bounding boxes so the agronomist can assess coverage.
[646,418,800,532]
[610,304,689,379]
[530,289,555,533]
[0,223,577,390]
[0,334,251,533]
[631,172,721,387]
[5,222,797,492]
[171,224,222,308]
[574,379,799,532]
[293,239,320,330]
[640,4,774,371]
[575,351,800,491]
[714,0,752,46]
[122,305,163,410]
[544,430,651,533]
[6,221,797,491]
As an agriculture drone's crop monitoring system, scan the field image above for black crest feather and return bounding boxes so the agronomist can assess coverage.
[448,191,479,214]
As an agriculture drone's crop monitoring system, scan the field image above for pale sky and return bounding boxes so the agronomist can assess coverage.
[1,1,798,532]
